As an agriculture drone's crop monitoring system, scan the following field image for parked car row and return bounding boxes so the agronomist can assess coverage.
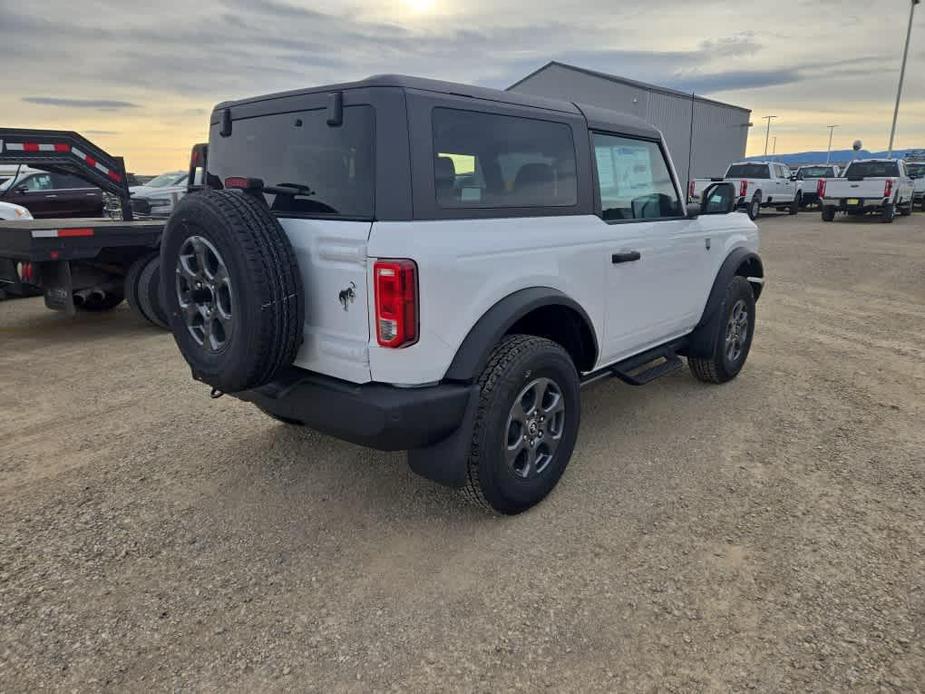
[690,157,922,223]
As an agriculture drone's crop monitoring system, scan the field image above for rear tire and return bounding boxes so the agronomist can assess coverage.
[899,201,912,216]
[125,252,157,324]
[688,276,755,384]
[747,194,761,220]
[881,203,895,223]
[137,256,169,329]
[821,206,836,222]
[462,335,580,515]
[789,193,801,215]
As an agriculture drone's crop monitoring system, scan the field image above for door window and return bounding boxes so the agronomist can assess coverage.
[52,174,93,189]
[591,133,682,221]
[22,174,53,191]
[431,108,577,209]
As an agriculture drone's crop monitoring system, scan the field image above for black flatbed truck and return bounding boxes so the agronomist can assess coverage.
[0,128,203,321]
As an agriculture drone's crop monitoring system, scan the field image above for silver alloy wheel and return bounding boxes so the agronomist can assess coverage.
[176,235,234,351]
[504,377,565,479]
[724,299,749,363]
[750,198,760,218]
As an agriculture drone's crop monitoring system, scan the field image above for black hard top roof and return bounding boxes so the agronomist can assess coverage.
[213,74,662,140]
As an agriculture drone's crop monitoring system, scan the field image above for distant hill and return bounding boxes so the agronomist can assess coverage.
[745,148,925,166]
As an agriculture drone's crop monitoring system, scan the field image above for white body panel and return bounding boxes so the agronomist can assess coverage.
[691,161,800,205]
[822,178,914,206]
[279,218,373,384]
[357,212,757,387]
[0,201,32,220]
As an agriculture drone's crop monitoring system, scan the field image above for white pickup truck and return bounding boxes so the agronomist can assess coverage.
[906,161,925,211]
[795,164,840,206]
[819,159,915,223]
[690,161,802,220]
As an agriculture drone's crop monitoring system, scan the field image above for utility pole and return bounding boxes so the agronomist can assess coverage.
[888,0,920,156]
[772,136,778,158]
[762,115,777,156]
[825,125,838,164]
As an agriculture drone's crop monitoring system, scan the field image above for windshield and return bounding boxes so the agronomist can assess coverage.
[142,171,187,188]
[207,105,375,219]
[844,161,900,178]
[798,166,835,178]
[726,163,770,179]
[906,163,925,177]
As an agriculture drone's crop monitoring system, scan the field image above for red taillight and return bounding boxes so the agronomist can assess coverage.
[884,179,893,198]
[739,180,748,197]
[817,178,826,198]
[224,176,249,189]
[58,227,94,238]
[374,259,418,348]
[18,262,33,283]
[688,180,695,199]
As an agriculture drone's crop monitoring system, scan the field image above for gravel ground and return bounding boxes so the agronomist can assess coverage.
[1,213,923,692]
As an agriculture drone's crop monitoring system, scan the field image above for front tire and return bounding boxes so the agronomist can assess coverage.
[688,276,756,384]
[463,335,580,515]
[789,193,801,215]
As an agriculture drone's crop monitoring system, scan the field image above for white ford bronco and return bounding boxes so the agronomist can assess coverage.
[160,75,763,514]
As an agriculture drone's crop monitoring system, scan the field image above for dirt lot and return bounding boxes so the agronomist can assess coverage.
[1,213,923,692]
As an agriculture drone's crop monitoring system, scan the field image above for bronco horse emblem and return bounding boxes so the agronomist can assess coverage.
[338,281,357,311]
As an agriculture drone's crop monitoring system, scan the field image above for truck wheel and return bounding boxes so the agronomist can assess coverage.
[821,206,836,222]
[78,290,124,311]
[125,252,156,323]
[688,276,755,384]
[789,193,801,215]
[747,194,761,220]
[160,190,304,393]
[919,198,925,212]
[137,256,169,329]
[881,203,895,223]
[898,201,912,216]
[462,335,580,515]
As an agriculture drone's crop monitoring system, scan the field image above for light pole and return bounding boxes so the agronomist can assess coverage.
[825,125,838,163]
[888,0,920,156]
[762,115,777,156]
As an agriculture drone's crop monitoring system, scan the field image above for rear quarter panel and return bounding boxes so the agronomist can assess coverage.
[366,216,609,385]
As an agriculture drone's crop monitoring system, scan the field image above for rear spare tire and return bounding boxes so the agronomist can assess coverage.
[160,190,304,393]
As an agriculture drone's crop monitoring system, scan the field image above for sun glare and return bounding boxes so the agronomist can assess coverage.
[402,0,435,12]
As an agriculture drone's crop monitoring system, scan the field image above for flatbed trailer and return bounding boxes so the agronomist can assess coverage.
[0,128,205,323]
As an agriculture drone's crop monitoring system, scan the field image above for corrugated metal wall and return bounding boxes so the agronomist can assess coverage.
[509,63,751,184]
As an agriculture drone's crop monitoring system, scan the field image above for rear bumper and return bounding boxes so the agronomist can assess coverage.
[821,197,888,211]
[236,368,477,452]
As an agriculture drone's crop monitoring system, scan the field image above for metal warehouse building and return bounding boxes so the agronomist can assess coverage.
[508,62,752,185]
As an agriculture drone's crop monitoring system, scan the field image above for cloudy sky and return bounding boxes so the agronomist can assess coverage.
[1,0,922,173]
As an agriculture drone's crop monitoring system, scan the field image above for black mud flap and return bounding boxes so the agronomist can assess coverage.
[39,260,75,314]
[406,385,481,489]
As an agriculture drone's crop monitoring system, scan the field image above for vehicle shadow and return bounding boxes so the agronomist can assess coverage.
[0,299,164,344]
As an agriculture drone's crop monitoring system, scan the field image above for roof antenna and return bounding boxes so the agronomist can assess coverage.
[686,91,695,189]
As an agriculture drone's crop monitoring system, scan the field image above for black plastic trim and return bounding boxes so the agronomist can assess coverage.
[444,287,599,382]
[236,368,476,452]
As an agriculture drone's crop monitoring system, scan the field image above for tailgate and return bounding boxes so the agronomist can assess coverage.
[825,179,887,198]
[280,218,373,384]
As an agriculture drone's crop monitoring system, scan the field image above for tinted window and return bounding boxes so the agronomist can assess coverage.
[592,133,682,221]
[53,174,93,189]
[907,163,925,177]
[22,174,53,191]
[208,105,375,219]
[726,164,770,179]
[432,108,577,209]
[844,161,900,178]
[798,166,835,178]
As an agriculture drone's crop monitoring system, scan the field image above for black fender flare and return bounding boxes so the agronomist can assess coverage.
[444,287,599,382]
[686,248,763,359]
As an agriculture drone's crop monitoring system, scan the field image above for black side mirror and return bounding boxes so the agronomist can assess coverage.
[14,185,28,194]
[686,203,701,218]
[699,181,736,215]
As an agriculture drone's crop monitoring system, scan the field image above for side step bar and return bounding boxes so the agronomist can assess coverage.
[581,339,687,388]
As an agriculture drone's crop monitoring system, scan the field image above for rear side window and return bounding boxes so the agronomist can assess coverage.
[208,105,375,219]
[726,164,770,179]
[844,161,900,178]
[432,108,577,209]
[592,133,682,221]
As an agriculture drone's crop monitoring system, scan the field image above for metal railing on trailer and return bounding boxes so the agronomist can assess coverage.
[0,128,133,221]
